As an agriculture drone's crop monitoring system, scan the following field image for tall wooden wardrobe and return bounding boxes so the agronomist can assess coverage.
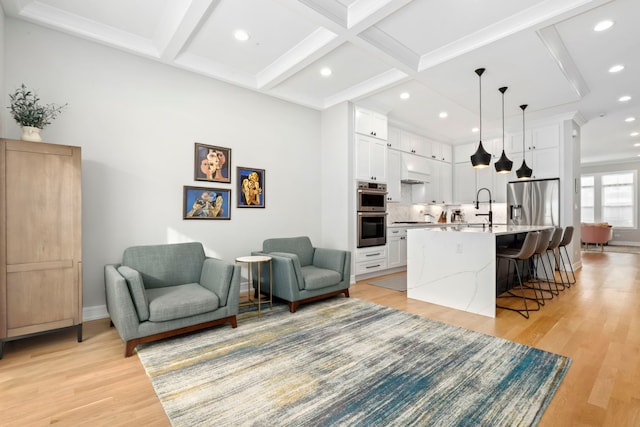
[0,139,82,358]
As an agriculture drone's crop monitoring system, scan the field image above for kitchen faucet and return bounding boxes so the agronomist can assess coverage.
[475,187,493,228]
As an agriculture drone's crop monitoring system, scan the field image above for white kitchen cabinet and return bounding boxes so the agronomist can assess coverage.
[355,107,387,140]
[386,127,401,150]
[400,131,430,157]
[428,140,452,162]
[440,162,453,203]
[440,144,453,163]
[419,160,452,204]
[453,142,477,164]
[453,161,476,204]
[355,246,388,276]
[505,149,558,181]
[356,134,387,182]
[387,228,407,268]
[386,149,402,202]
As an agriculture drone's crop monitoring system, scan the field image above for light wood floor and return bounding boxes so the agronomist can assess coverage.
[1,252,639,426]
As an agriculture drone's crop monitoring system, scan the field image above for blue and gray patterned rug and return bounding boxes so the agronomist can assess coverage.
[137,298,570,426]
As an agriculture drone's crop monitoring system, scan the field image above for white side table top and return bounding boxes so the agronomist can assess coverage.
[236,255,272,263]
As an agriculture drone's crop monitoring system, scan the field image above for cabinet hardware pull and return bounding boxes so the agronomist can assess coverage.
[366,253,381,257]
[366,264,381,269]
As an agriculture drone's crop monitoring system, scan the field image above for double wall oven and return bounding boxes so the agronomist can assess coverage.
[357,181,387,248]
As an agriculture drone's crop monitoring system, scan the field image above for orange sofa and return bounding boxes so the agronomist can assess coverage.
[581,223,613,250]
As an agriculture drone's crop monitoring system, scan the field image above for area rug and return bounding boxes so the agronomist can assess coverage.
[368,274,407,291]
[137,298,571,426]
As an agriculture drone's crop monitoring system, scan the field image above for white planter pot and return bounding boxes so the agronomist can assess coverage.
[21,126,42,142]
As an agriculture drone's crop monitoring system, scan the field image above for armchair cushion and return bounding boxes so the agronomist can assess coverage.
[117,266,150,321]
[263,236,314,266]
[301,265,342,290]
[146,283,220,322]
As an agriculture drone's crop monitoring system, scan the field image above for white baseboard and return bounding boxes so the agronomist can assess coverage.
[609,240,640,247]
[83,305,109,321]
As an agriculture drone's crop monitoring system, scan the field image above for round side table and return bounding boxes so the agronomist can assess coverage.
[235,255,272,315]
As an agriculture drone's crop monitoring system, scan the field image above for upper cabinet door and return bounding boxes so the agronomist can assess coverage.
[355,107,387,140]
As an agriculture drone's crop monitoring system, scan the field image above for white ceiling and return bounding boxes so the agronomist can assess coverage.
[2,0,639,164]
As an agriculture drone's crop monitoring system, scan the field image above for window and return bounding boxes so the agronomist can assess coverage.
[580,171,636,228]
[581,176,594,223]
[602,172,634,227]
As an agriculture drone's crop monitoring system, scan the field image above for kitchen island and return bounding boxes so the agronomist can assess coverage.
[407,224,553,318]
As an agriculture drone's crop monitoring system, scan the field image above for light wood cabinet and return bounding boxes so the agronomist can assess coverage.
[0,139,82,358]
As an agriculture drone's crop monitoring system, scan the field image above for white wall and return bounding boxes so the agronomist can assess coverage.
[3,19,333,312]
[320,102,352,251]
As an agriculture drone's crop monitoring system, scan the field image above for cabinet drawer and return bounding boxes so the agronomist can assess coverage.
[355,246,387,263]
[355,259,388,275]
[388,228,407,238]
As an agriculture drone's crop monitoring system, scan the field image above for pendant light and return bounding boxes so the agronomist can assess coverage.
[494,86,513,173]
[470,68,491,168]
[516,104,533,179]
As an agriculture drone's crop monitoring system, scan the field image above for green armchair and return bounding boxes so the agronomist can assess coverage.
[104,242,240,357]
[252,236,351,313]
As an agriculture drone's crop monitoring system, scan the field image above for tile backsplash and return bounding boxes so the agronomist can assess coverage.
[387,202,507,225]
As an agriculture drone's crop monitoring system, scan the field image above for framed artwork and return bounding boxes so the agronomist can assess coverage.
[194,143,231,183]
[237,167,265,208]
[183,186,231,220]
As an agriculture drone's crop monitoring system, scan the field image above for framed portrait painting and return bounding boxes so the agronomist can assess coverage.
[194,143,231,183]
[183,186,231,220]
[237,167,265,208]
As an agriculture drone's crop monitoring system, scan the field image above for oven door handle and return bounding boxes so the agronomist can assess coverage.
[357,212,388,217]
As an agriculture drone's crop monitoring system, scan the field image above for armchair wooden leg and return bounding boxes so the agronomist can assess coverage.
[289,302,299,313]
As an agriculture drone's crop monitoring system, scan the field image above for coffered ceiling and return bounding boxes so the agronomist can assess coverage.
[2,0,639,164]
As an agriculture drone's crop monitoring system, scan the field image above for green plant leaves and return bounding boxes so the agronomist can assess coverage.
[8,84,67,129]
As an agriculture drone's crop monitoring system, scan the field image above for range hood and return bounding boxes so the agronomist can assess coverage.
[400,152,431,184]
[401,170,430,184]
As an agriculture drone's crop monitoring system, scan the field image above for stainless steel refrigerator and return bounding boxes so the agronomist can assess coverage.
[507,178,560,226]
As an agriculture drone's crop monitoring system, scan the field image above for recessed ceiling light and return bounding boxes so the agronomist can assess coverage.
[631,132,640,137]
[625,117,636,123]
[594,20,614,32]
[619,95,632,102]
[471,127,479,133]
[634,143,640,147]
[320,67,332,77]
[609,64,624,73]
[400,92,410,100]
[439,111,448,119]
[233,29,250,41]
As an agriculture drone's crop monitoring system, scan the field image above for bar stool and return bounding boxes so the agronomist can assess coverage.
[545,227,565,293]
[528,227,555,304]
[558,226,576,286]
[496,231,540,319]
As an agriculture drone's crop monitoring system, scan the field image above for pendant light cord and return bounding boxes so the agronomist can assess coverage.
[502,91,505,150]
[479,73,482,143]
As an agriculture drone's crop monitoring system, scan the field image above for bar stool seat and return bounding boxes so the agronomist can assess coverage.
[496,231,540,319]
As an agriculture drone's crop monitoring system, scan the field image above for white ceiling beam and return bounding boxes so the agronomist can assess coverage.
[256,27,339,90]
[156,0,221,63]
[537,25,589,98]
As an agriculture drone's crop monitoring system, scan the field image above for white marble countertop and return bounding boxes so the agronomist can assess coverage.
[410,224,553,236]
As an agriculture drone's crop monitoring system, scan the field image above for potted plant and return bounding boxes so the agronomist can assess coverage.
[8,84,67,142]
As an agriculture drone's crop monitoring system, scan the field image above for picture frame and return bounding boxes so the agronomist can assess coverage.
[237,167,265,208]
[183,186,231,220]
[194,143,231,183]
